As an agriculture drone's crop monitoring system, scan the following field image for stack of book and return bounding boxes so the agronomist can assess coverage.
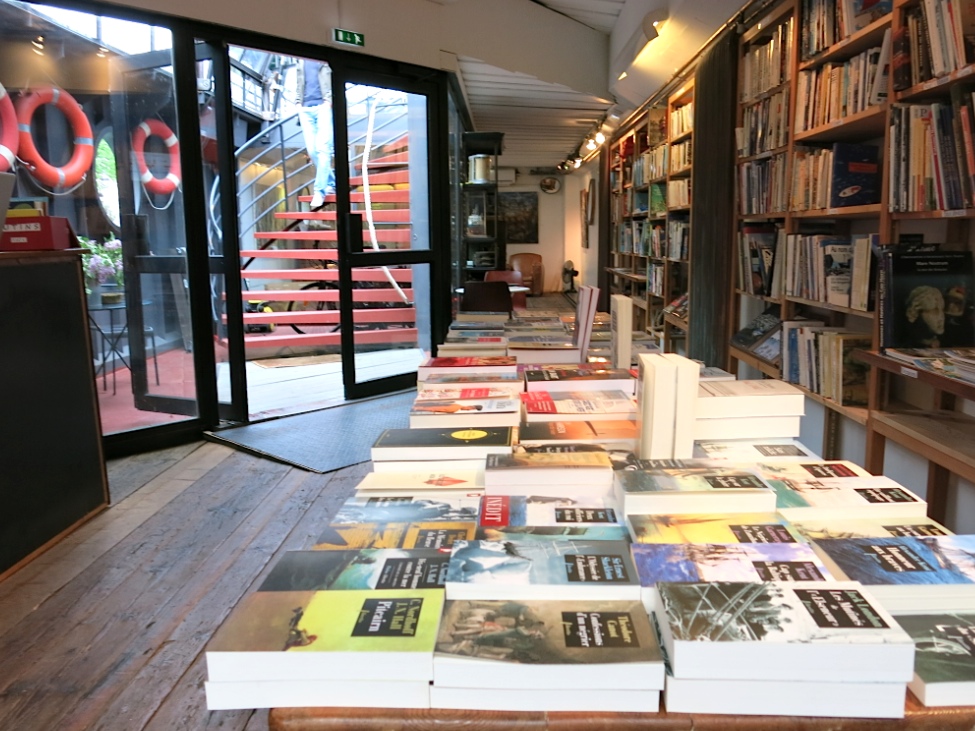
[505,285,599,363]
[520,389,636,423]
[635,352,700,459]
[694,379,804,441]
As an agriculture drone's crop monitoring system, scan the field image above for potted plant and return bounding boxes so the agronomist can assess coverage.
[79,235,124,305]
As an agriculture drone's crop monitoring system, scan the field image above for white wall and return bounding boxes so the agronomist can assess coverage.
[502,174,565,294]
[103,0,609,98]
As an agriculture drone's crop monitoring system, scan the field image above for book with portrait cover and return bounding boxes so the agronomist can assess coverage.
[627,512,806,544]
[810,535,975,610]
[653,581,915,682]
[258,549,451,592]
[433,598,664,690]
[878,249,975,350]
[893,611,975,706]
[206,588,444,683]
[444,539,641,601]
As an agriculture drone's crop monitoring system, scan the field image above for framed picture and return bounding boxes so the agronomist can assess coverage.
[586,178,596,223]
[580,188,589,249]
[500,192,539,244]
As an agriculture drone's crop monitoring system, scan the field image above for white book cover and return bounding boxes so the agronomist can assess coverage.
[770,475,929,522]
[205,679,431,711]
[692,437,819,461]
[693,414,801,441]
[429,686,660,713]
[662,353,699,459]
[696,379,805,419]
[355,468,485,493]
[610,294,633,370]
[636,353,676,459]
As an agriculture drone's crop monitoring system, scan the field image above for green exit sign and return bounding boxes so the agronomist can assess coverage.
[334,29,364,47]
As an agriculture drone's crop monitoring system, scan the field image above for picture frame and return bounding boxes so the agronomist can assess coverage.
[499,191,539,244]
[586,178,596,224]
[580,188,589,249]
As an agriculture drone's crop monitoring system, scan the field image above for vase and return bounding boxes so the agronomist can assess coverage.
[87,282,102,308]
[100,282,124,305]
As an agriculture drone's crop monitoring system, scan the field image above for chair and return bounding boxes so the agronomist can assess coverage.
[508,253,544,296]
[484,269,527,309]
[459,280,513,316]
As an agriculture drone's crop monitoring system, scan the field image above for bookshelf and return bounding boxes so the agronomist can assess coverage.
[663,79,694,353]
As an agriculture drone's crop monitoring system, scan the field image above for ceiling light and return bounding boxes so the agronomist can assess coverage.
[31,35,44,54]
[586,138,597,151]
[595,131,605,144]
[96,46,109,58]
[573,158,582,169]
[618,71,628,81]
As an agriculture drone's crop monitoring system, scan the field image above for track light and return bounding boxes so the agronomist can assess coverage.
[595,131,605,144]
[586,138,597,151]
[32,35,44,55]
[573,158,582,169]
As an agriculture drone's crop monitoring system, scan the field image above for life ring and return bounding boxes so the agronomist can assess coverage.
[0,83,17,172]
[132,118,181,195]
[16,86,93,189]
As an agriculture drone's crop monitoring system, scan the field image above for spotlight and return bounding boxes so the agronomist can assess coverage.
[618,71,628,81]
[573,158,582,169]
[586,138,597,151]
[31,35,44,55]
[595,131,605,144]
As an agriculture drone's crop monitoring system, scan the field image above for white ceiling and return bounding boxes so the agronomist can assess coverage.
[457,0,746,172]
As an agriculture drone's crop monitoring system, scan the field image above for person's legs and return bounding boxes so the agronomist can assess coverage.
[313,103,334,197]
[297,106,324,206]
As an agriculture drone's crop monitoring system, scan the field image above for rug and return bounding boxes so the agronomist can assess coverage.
[252,353,343,368]
[204,390,414,473]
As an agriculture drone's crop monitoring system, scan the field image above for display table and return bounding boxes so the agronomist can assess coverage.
[269,696,975,731]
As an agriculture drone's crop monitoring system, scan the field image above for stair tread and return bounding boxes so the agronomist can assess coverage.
[239,308,416,324]
[241,268,413,282]
[240,288,415,302]
[253,230,412,242]
[275,210,409,222]
[241,327,419,348]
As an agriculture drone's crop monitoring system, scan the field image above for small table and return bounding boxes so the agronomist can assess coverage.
[454,285,530,294]
[87,300,156,395]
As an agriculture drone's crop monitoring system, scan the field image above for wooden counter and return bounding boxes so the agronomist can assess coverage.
[269,695,975,731]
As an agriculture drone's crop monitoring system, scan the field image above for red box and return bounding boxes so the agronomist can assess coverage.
[1,216,79,251]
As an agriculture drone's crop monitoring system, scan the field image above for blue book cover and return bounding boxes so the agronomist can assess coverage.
[829,142,879,208]
[812,535,975,587]
[631,542,832,585]
[258,549,451,591]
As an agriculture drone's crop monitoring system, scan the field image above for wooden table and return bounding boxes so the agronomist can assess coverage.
[270,695,975,731]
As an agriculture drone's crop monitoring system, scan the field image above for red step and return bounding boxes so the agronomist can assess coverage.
[239,308,416,325]
[298,190,409,204]
[242,249,338,260]
[350,170,410,187]
[362,151,409,168]
[246,288,415,303]
[274,209,409,222]
[253,229,412,243]
[243,327,419,348]
[241,268,413,282]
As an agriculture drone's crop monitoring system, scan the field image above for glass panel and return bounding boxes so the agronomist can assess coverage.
[2,2,198,434]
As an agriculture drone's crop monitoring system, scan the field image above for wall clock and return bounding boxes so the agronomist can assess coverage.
[539,176,561,194]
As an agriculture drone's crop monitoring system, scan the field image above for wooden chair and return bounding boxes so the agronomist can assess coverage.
[459,280,513,316]
[508,252,544,296]
[484,269,527,309]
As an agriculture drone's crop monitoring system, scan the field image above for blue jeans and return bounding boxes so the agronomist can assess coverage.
[298,104,335,196]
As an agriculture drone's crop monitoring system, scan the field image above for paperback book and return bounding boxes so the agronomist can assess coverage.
[613,467,777,516]
[433,598,664,690]
[768,474,928,521]
[408,398,521,428]
[627,512,806,545]
[206,588,444,683]
[696,379,805,419]
[444,539,641,601]
[417,356,518,381]
[354,468,485,494]
[516,419,639,448]
[312,521,476,550]
[653,581,915,682]
[371,427,514,462]
[330,494,481,525]
[417,372,523,390]
[258,549,451,592]
[475,494,627,541]
[483,450,614,497]
[414,387,521,401]
[692,437,819,461]
[789,516,953,541]
[523,367,635,395]
[893,611,975,706]
[521,390,636,422]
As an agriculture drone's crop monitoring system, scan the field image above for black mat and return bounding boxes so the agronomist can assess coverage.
[204,391,414,473]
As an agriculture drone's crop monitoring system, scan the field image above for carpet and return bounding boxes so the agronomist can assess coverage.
[252,353,343,368]
[204,390,414,473]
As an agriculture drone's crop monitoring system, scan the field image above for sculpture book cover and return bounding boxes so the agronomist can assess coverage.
[258,549,451,592]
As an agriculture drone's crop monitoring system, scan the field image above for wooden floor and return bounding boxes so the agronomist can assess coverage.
[0,293,575,730]
[0,442,367,730]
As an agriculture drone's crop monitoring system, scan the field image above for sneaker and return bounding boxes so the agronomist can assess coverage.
[310,192,324,208]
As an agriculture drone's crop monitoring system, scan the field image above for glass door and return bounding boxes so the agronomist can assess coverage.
[334,72,440,399]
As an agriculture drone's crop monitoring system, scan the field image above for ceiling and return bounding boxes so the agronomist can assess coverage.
[457,0,747,173]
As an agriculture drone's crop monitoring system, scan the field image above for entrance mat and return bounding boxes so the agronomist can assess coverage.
[205,390,414,473]
[252,353,343,368]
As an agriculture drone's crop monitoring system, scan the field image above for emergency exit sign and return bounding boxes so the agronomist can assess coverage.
[334,29,364,47]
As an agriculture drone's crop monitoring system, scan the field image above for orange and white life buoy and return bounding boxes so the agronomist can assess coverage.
[0,83,17,173]
[132,118,181,195]
[16,86,93,189]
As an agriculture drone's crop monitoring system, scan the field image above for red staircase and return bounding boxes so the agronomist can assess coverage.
[237,135,417,357]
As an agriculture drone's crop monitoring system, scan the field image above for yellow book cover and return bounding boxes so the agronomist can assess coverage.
[313,521,475,550]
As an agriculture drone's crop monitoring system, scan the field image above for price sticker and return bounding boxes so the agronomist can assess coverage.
[943,209,966,217]
[900,367,918,378]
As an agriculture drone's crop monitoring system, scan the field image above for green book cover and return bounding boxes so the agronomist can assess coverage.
[259,549,451,591]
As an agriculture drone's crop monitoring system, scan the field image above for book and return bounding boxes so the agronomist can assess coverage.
[331,494,481,525]
[662,353,699,459]
[692,414,801,441]
[692,437,819,461]
[523,367,635,395]
[258,549,451,591]
[417,356,518,381]
[613,467,777,516]
[354,468,485,494]
[663,675,907,719]
[433,598,665,690]
[414,387,520,401]
[515,419,639,448]
[428,686,660,713]
[730,307,781,351]
[483,451,614,498]
[631,542,834,611]
[371,427,514,462]
[205,678,430,711]
[444,539,641,601]
[312,522,476,550]
[699,365,736,381]
[893,611,975,706]
[627,512,806,545]
[653,581,915,682]
[206,588,444,683]
[408,398,521,428]
[811,535,975,610]
[417,372,524,390]
[520,390,636,422]
[878,249,975,350]
[791,515,953,541]
[829,142,880,207]
[695,379,805,419]
[636,353,676,459]
[477,493,628,541]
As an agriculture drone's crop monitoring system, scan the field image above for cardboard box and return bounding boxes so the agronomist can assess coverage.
[1,216,80,251]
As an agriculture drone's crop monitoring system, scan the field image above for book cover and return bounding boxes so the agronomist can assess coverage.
[354,469,485,493]
[371,427,514,460]
[331,494,481,525]
[696,379,805,419]
[421,356,517,368]
[880,249,975,349]
[445,539,640,600]
[628,512,806,544]
[791,515,953,540]
[312,521,476,550]
[414,388,519,401]
[731,307,781,351]
[258,549,451,591]
[654,581,915,682]
[478,494,620,528]
[206,588,444,682]
[418,372,523,388]
[829,142,880,207]
[516,419,639,446]
[614,467,777,515]
[895,611,975,706]
[631,542,832,586]
[521,390,636,421]
[409,398,521,428]
[692,438,818,461]
[433,598,664,690]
